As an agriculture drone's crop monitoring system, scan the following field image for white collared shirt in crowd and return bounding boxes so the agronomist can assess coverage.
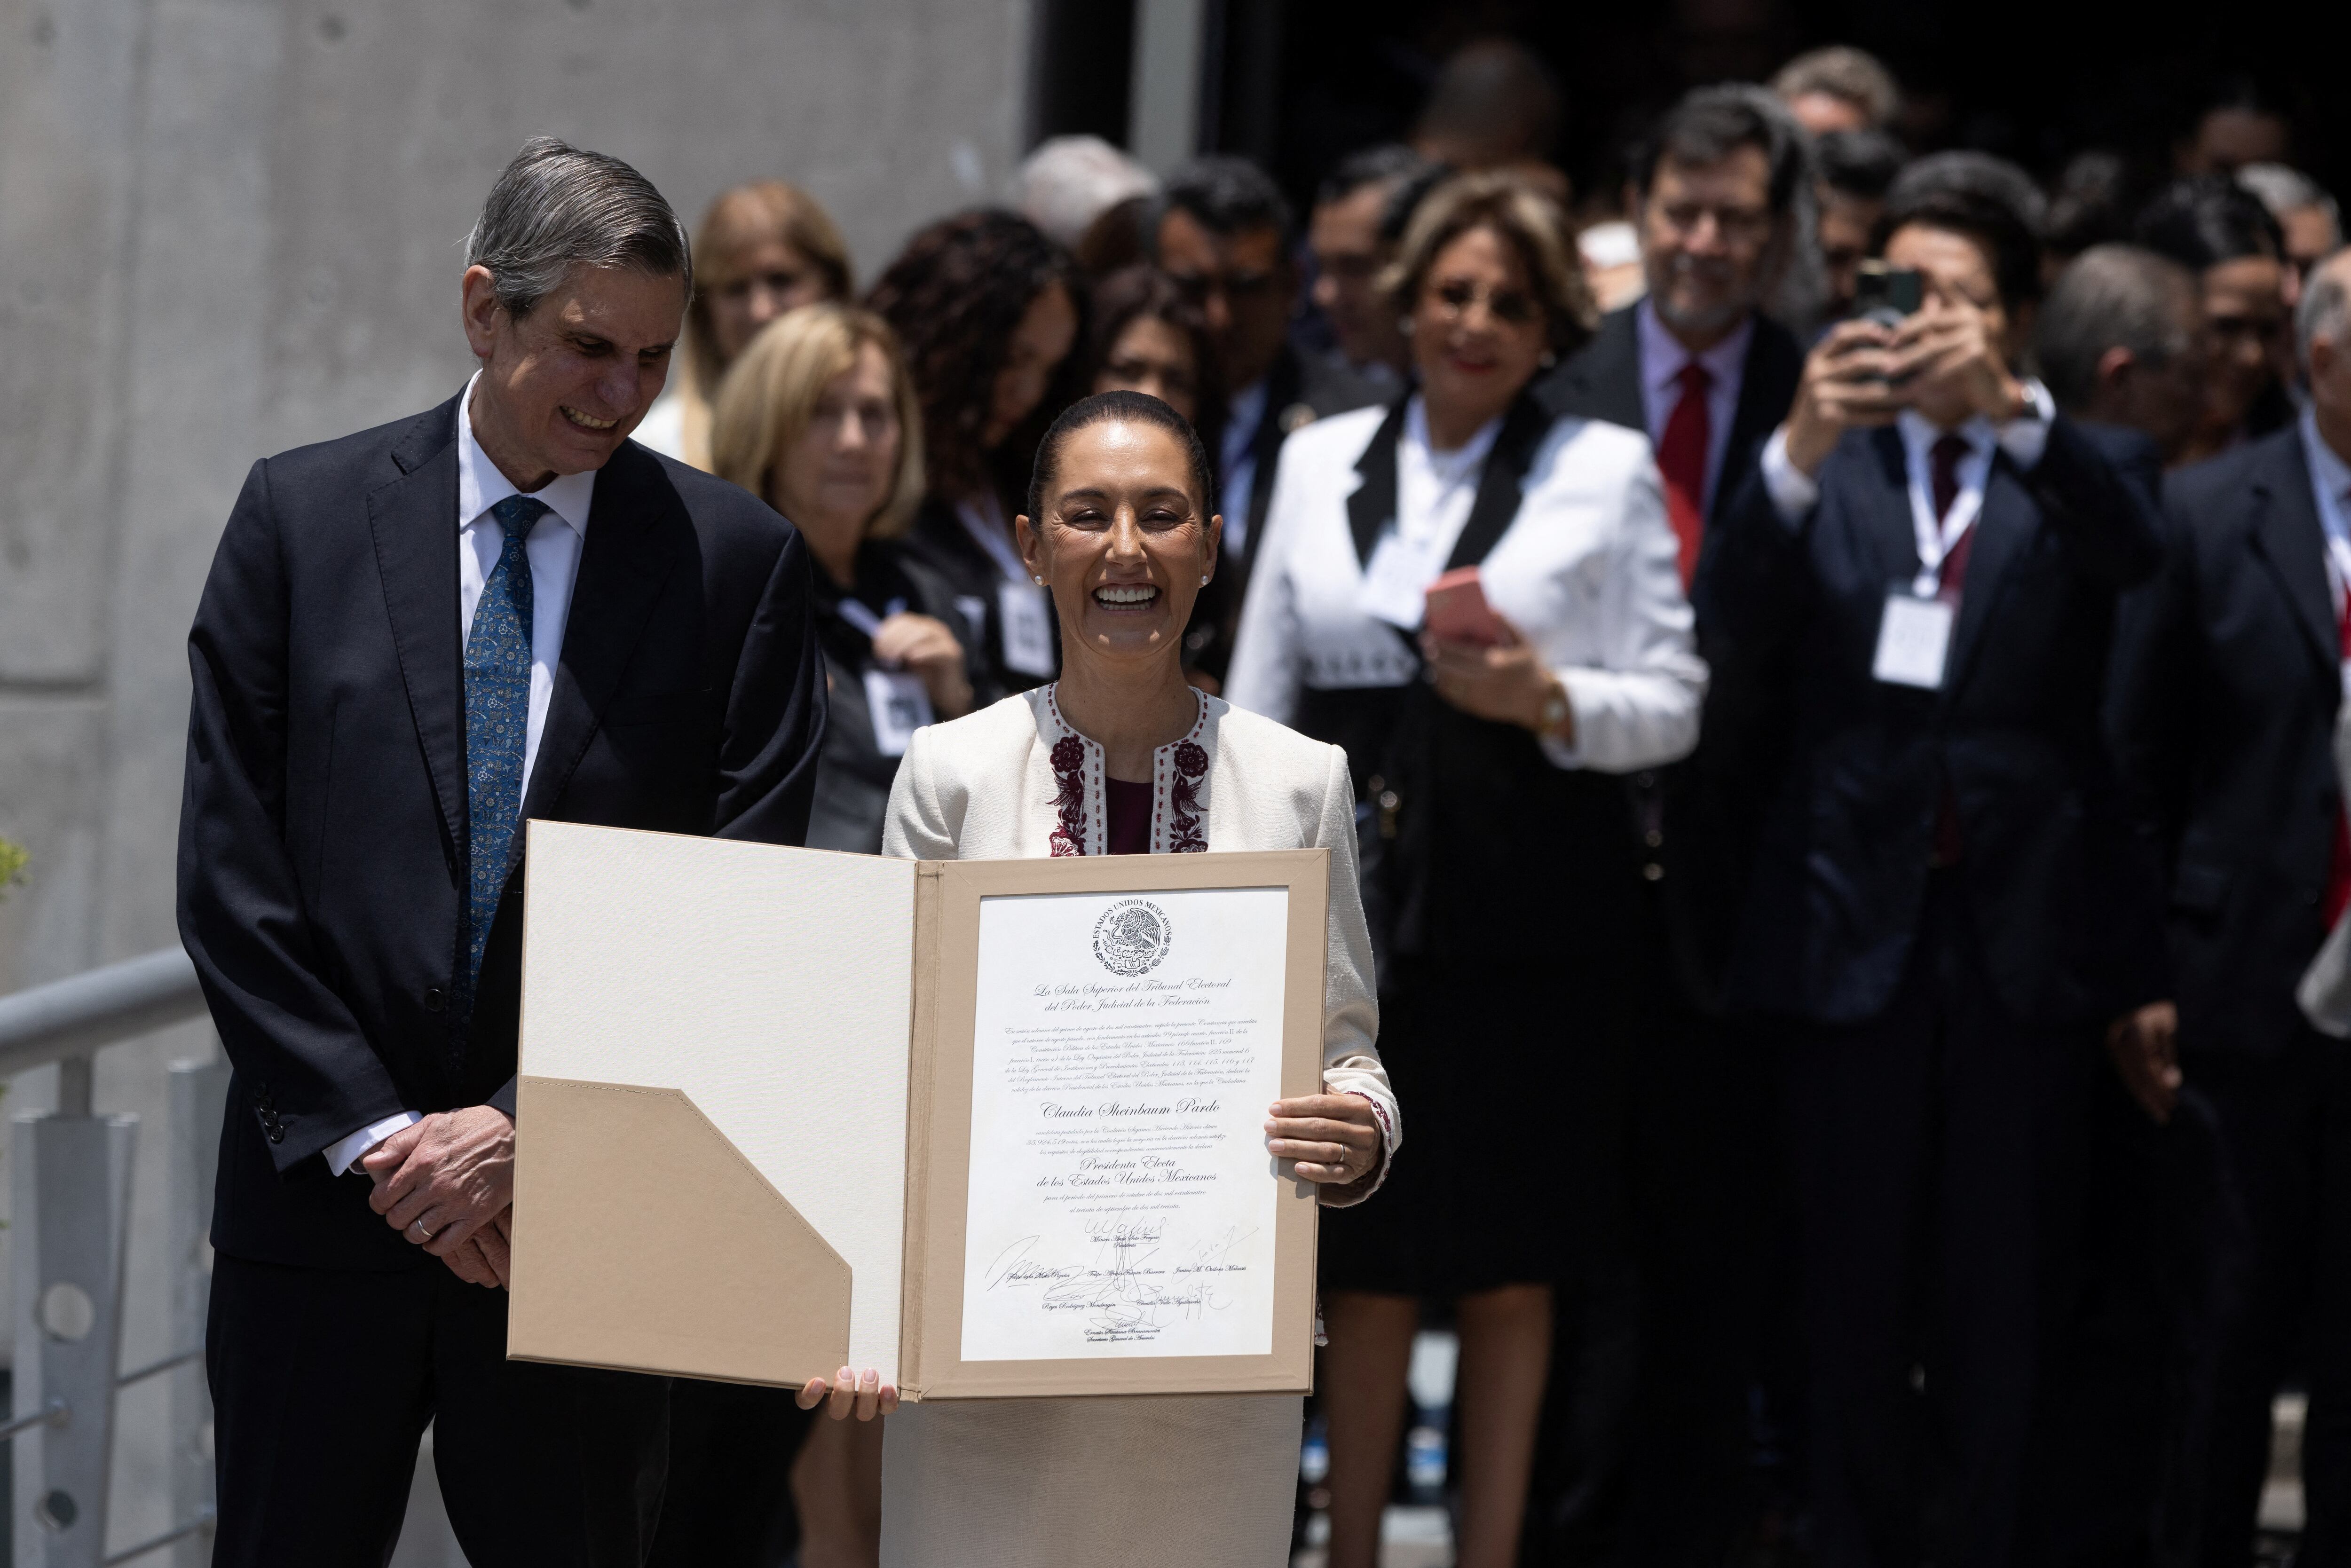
[1637,299,1751,513]
[1224,398,1706,773]
[1757,377,2056,528]
[322,374,596,1177]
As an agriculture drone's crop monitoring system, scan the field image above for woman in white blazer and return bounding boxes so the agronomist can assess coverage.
[803,389,1402,1567]
[1223,173,1705,1568]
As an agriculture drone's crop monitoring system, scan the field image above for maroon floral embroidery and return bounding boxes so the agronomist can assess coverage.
[1168,740,1208,853]
[1049,734,1088,857]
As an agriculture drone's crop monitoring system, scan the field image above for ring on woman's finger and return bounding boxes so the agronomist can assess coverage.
[409,1218,434,1242]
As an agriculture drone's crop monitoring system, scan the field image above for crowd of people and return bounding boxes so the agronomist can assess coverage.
[617,49,2348,1566]
[172,29,2351,1568]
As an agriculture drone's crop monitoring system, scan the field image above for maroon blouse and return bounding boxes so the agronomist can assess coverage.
[1104,777,1152,856]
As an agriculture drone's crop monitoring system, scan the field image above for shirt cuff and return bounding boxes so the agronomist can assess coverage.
[1759,425,1819,526]
[1538,674,1590,770]
[1338,1090,1396,1201]
[1996,378,2055,470]
[325,1111,423,1177]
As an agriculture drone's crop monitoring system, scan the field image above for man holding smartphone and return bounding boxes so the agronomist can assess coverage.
[1700,152,2164,1568]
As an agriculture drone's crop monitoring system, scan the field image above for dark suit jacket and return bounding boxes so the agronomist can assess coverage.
[178,394,825,1270]
[1698,415,2164,1026]
[902,495,1056,698]
[2109,425,2343,1056]
[1187,343,1385,681]
[1536,305,1807,1011]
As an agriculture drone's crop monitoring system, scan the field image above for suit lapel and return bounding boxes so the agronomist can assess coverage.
[2248,428,2338,681]
[1711,318,1803,530]
[1861,427,1919,589]
[1542,306,1648,432]
[520,443,685,821]
[1345,399,1410,569]
[1942,451,2033,698]
[366,397,467,858]
[1444,394,1556,572]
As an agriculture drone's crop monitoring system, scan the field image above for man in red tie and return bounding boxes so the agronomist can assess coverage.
[1524,84,1811,1565]
[1701,152,2165,1568]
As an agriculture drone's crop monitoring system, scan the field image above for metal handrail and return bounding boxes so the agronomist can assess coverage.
[0,947,205,1078]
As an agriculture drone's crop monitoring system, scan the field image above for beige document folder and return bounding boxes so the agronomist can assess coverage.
[508,821,1329,1400]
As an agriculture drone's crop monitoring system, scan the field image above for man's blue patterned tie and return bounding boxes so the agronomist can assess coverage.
[464,494,546,987]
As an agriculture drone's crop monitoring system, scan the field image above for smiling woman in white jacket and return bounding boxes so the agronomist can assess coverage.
[794,387,1402,1568]
[1222,173,1704,1568]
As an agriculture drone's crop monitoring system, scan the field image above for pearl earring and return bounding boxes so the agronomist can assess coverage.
[1033,576,1045,585]
[1200,574,1211,586]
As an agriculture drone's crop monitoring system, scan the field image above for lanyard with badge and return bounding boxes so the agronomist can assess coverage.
[835,596,932,757]
[1872,441,1984,691]
[956,499,1057,678]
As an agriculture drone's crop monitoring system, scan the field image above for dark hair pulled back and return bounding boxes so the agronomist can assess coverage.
[1025,391,1216,525]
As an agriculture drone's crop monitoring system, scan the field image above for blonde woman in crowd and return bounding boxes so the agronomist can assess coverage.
[712,304,986,856]
[637,180,853,468]
[1225,172,1704,1568]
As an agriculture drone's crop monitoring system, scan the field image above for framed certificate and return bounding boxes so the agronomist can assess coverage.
[507,822,1330,1400]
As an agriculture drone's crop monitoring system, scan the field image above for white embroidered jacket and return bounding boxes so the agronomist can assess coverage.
[882,685,1400,1196]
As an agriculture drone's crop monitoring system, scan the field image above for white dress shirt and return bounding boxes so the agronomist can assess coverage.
[1220,378,1270,557]
[1637,299,1751,514]
[1757,378,2055,529]
[1225,402,1706,773]
[323,375,597,1176]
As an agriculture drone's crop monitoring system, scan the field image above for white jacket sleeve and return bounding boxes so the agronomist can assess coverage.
[881,726,960,860]
[1544,454,1709,772]
[1309,743,1399,1204]
[1220,445,1307,725]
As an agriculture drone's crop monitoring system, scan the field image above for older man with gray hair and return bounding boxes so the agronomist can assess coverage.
[178,137,825,1564]
[2108,244,2351,1562]
[2035,244,2208,465]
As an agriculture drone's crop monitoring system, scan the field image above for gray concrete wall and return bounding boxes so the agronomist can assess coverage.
[0,0,1034,1554]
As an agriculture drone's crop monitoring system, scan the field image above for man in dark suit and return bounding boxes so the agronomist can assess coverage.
[1149,155,1382,680]
[2108,247,2351,1566]
[177,138,823,1566]
[1527,84,1808,1566]
[1696,156,2163,1568]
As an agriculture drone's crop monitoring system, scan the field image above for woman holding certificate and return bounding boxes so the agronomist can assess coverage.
[1223,173,1704,1568]
[810,387,1401,1566]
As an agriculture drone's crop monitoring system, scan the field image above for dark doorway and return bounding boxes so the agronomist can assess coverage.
[1220,0,2342,214]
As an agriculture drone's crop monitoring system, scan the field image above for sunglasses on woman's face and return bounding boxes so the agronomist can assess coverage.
[1430,277,1540,326]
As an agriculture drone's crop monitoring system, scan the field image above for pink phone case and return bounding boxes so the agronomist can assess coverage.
[1423,567,1503,646]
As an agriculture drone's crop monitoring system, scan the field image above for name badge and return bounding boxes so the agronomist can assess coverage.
[1872,590,1956,690]
[862,668,934,757]
[998,581,1057,678]
[1359,528,1447,631]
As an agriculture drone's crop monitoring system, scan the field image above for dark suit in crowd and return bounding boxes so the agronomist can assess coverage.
[1528,300,1805,1563]
[178,392,824,1565]
[1697,414,2162,1568]
[1185,341,1382,681]
[2109,423,2351,1566]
